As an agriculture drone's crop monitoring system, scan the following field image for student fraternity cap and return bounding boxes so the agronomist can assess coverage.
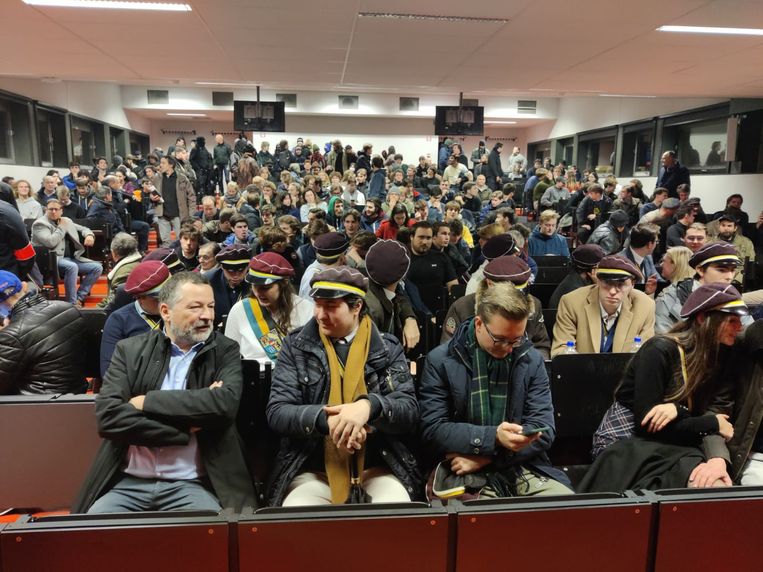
[662,198,681,209]
[246,252,294,286]
[571,244,605,270]
[365,240,410,286]
[680,283,748,319]
[717,213,739,224]
[483,256,531,291]
[0,270,22,303]
[688,243,740,269]
[482,234,517,260]
[124,261,170,296]
[143,248,185,274]
[310,266,368,299]
[313,232,349,260]
[215,244,252,269]
[596,255,643,283]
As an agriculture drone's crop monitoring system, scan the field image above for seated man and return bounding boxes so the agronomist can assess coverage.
[548,244,605,309]
[655,242,751,334]
[0,270,87,395]
[267,267,422,506]
[528,210,570,257]
[32,198,103,306]
[207,244,251,328]
[619,222,661,296]
[98,232,142,309]
[711,214,754,283]
[587,209,629,255]
[419,282,572,498]
[100,260,169,377]
[364,240,420,352]
[552,255,655,356]
[74,272,255,513]
[442,256,549,359]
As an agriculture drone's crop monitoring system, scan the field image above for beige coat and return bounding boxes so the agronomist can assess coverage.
[552,284,655,356]
[151,171,196,220]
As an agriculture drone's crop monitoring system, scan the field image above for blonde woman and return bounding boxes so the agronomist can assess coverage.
[13,179,43,220]
[660,246,695,284]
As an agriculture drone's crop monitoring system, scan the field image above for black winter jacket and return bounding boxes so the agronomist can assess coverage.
[266,318,423,505]
[72,330,255,512]
[0,294,88,395]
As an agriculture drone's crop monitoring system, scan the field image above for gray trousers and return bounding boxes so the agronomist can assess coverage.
[87,474,221,513]
[156,216,181,247]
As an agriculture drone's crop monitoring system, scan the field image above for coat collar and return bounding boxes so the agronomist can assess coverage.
[584,284,634,352]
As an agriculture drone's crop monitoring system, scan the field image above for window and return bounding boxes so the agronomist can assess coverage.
[578,129,617,175]
[527,140,551,162]
[129,132,150,157]
[0,96,33,165]
[665,117,729,172]
[109,126,127,159]
[70,116,105,167]
[620,122,655,177]
[36,107,68,167]
[557,137,574,166]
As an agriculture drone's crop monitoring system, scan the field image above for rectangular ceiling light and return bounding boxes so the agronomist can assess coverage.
[195,82,256,87]
[23,0,191,11]
[359,12,508,24]
[657,25,763,36]
[485,121,517,125]
[599,93,657,98]
[167,113,206,117]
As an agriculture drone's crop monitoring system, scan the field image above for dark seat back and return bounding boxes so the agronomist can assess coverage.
[79,309,107,382]
[534,255,570,267]
[238,360,276,494]
[541,308,556,340]
[548,353,633,466]
[534,266,570,283]
[528,283,557,308]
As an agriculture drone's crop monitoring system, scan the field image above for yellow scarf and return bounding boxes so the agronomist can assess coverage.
[320,315,372,504]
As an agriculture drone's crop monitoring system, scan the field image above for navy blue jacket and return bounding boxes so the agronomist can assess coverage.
[656,162,690,198]
[100,301,157,377]
[87,197,124,233]
[419,320,569,485]
[368,169,387,201]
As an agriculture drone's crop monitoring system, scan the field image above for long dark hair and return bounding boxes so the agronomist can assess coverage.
[664,312,734,404]
[249,280,297,334]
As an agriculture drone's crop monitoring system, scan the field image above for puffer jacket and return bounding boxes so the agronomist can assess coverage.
[0,294,88,395]
[419,319,569,485]
[266,318,423,506]
[586,222,624,255]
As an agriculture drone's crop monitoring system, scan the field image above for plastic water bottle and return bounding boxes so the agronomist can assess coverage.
[564,341,577,354]
[631,337,642,353]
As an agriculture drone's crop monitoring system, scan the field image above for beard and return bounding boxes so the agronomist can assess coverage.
[169,319,212,346]
[718,232,735,242]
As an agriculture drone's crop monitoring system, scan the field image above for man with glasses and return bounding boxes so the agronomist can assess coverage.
[441,256,550,359]
[32,198,102,306]
[419,281,572,499]
[552,255,655,356]
[208,244,251,329]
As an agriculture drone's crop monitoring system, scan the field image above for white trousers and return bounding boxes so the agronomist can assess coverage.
[740,452,763,486]
[282,470,410,507]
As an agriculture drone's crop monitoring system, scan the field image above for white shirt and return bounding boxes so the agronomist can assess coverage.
[299,261,326,299]
[224,294,314,363]
[599,302,622,333]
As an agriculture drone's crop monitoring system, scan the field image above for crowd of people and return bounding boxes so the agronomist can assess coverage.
[1,134,763,512]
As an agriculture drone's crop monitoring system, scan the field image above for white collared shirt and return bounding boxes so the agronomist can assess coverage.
[599,302,622,333]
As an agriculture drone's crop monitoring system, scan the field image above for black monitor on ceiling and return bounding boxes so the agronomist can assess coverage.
[233,100,286,132]
[434,105,484,136]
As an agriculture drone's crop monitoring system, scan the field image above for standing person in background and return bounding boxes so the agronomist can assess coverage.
[508,147,527,174]
[656,151,690,199]
[190,136,214,197]
[486,142,504,191]
[213,134,232,192]
[153,155,197,248]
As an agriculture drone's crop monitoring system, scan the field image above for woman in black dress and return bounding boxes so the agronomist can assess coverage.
[580,283,745,492]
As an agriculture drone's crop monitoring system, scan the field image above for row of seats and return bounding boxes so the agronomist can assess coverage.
[2,488,762,571]
[0,353,631,512]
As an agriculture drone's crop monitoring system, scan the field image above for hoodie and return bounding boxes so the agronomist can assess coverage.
[527,227,570,257]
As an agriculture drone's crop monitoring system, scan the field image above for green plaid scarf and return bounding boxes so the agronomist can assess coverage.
[467,319,512,426]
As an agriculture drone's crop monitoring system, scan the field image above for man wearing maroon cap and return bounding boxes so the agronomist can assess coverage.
[100,260,170,376]
[553,255,655,356]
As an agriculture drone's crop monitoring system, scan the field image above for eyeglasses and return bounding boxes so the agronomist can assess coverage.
[482,321,525,348]
[46,207,61,212]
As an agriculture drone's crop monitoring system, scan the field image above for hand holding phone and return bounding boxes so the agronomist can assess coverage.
[521,426,551,436]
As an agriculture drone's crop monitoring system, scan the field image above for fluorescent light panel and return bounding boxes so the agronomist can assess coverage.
[195,82,257,87]
[23,0,191,11]
[657,25,763,36]
[600,93,657,98]
[485,121,517,124]
[167,113,206,117]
